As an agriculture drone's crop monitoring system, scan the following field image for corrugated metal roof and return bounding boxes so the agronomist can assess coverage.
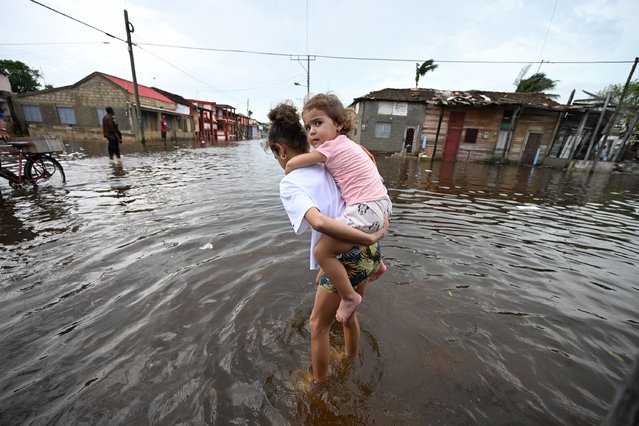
[102,73,174,104]
[353,88,561,109]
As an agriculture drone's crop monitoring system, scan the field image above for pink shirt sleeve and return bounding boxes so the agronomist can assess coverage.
[316,135,387,205]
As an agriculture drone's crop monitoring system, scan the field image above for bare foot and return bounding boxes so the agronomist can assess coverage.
[336,293,362,323]
[369,261,388,283]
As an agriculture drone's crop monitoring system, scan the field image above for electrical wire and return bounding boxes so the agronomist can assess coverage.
[1,42,111,46]
[137,43,634,65]
[537,0,560,72]
[28,0,127,44]
[25,0,634,67]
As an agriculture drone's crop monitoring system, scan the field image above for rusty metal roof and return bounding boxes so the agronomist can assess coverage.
[352,88,562,109]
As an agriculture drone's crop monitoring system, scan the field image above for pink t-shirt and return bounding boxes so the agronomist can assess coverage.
[316,135,388,205]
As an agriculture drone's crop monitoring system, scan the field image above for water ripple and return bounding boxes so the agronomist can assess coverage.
[0,143,638,424]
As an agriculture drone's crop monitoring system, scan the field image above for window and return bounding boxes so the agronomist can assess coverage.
[464,128,478,143]
[57,107,76,124]
[375,122,391,138]
[378,102,393,115]
[377,101,409,117]
[23,105,43,122]
[392,102,408,116]
[96,108,107,125]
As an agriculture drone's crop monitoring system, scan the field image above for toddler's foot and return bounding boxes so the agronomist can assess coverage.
[369,261,388,283]
[336,293,362,323]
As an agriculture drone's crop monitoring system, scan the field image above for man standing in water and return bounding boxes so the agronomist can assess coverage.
[161,115,168,143]
[102,107,122,161]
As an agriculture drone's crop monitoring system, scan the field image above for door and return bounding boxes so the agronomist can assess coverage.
[442,112,465,162]
[495,130,509,157]
[521,133,543,164]
[403,127,416,153]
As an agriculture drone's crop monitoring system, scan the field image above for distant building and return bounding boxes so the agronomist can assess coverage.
[0,73,13,135]
[350,88,623,167]
[351,88,569,165]
[10,71,194,143]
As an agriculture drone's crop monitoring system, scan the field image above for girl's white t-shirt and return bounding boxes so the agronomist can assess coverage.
[279,164,345,270]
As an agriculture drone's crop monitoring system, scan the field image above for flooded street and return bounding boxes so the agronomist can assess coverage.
[1,139,638,425]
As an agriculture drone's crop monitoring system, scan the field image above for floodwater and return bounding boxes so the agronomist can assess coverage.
[1,139,638,425]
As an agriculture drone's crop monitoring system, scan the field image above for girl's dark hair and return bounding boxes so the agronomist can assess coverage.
[303,93,356,136]
[265,102,308,155]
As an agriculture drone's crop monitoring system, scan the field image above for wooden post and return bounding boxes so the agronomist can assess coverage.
[502,105,522,160]
[614,114,639,162]
[590,57,638,173]
[430,105,445,169]
[568,112,589,161]
[546,89,574,157]
[584,92,612,160]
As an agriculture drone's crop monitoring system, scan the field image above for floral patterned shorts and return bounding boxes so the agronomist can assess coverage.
[318,242,381,293]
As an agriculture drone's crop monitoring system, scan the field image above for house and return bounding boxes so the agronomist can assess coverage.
[214,104,237,141]
[151,87,199,142]
[0,73,13,136]
[350,88,579,165]
[10,72,194,143]
[188,99,219,143]
[545,94,624,168]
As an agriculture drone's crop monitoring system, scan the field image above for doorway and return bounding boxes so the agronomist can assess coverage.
[442,112,465,162]
[521,133,543,165]
[403,127,416,153]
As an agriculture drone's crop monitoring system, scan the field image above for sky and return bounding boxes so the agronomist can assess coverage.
[3,0,638,122]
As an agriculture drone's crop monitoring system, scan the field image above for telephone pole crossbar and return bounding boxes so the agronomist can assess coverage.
[290,55,316,96]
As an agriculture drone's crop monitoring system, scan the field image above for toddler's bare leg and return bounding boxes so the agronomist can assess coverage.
[369,260,388,283]
[314,236,362,323]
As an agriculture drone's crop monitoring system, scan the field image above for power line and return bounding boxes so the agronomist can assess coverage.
[22,1,637,67]
[137,43,634,65]
[1,42,111,46]
[538,0,560,68]
[29,0,127,44]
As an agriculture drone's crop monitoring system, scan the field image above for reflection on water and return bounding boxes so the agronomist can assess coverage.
[1,140,638,424]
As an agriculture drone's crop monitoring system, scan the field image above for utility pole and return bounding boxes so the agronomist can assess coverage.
[306,55,310,96]
[290,55,315,97]
[124,9,145,145]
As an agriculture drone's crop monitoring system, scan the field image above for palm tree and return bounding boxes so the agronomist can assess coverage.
[514,64,558,95]
[415,59,438,88]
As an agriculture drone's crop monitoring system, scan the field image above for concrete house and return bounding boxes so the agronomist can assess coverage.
[10,72,194,143]
[351,88,565,165]
[0,73,14,135]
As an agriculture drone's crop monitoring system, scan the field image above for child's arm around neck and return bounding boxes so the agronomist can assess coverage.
[285,150,327,175]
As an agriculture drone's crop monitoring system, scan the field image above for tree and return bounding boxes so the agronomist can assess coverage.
[514,64,558,97]
[415,59,438,88]
[598,79,639,111]
[597,79,639,151]
[0,59,42,93]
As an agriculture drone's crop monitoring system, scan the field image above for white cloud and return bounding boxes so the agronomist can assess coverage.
[3,0,637,121]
